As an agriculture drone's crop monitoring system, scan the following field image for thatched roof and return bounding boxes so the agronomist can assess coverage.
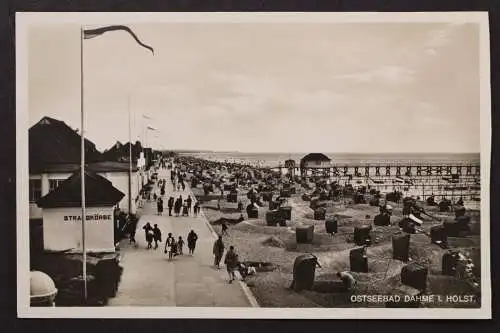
[29,117,103,173]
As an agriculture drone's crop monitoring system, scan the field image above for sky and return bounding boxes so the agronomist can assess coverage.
[28,21,481,153]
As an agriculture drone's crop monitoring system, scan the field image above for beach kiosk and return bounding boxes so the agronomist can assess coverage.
[37,170,125,253]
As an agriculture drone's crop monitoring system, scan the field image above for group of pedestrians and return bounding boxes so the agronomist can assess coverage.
[166,195,197,217]
[142,222,163,250]
[131,160,246,283]
[171,168,186,192]
[212,235,240,283]
[164,229,199,260]
[141,222,199,260]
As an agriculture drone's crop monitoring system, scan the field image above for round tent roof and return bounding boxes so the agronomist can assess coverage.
[300,153,331,163]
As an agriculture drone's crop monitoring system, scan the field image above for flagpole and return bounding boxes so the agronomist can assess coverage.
[80,26,88,302]
[128,94,132,214]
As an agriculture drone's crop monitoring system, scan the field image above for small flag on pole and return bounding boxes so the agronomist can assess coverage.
[83,25,154,54]
[147,126,156,131]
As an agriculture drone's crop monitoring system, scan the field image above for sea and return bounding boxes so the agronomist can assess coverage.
[184,152,480,168]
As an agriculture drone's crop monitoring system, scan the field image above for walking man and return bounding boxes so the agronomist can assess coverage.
[174,198,180,217]
[224,246,239,283]
[186,195,193,215]
[187,230,198,255]
[143,222,153,249]
[153,224,162,249]
[213,235,225,269]
[157,197,164,216]
[128,214,138,245]
[168,196,174,216]
[193,202,200,217]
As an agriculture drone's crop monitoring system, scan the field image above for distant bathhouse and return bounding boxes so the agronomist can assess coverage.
[299,153,332,168]
[299,153,332,177]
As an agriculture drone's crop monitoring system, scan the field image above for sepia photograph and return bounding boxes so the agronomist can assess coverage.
[16,12,491,319]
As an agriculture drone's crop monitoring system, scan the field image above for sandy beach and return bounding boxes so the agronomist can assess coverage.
[176,154,481,308]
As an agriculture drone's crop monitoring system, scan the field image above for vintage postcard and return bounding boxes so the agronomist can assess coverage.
[16,12,491,319]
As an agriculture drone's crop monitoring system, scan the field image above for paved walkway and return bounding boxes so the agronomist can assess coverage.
[109,167,251,307]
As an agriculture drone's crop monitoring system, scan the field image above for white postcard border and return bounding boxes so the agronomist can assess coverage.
[16,11,492,319]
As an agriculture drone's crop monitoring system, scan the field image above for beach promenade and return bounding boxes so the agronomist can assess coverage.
[109,167,251,307]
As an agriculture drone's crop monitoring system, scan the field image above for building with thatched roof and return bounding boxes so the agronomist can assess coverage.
[29,116,141,221]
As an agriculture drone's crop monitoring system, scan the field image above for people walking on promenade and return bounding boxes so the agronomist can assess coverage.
[193,202,200,217]
[224,246,239,283]
[187,229,198,255]
[128,214,138,245]
[221,221,228,236]
[157,197,164,216]
[182,202,189,216]
[177,236,185,255]
[186,195,192,214]
[143,222,154,249]
[153,224,162,249]
[165,233,175,260]
[168,196,174,216]
[170,170,176,185]
[174,197,182,217]
[213,235,225,269]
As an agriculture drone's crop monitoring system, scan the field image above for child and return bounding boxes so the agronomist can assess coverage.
[165,233,175,260]
[177,236,185,255]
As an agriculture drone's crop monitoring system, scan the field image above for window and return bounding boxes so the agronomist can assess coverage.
[49,179,64,192]
[29,179,42,203]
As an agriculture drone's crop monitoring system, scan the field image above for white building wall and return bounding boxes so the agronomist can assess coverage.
[29,170,139,220]
[42,206,115,253]
[29,172,73,219]
[101,171,139,214]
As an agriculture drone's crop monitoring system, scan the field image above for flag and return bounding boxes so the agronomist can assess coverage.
[147,126,156,131]
[83,25,154,54]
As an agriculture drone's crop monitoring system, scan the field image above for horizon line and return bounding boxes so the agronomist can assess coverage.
[164,149,480,155]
